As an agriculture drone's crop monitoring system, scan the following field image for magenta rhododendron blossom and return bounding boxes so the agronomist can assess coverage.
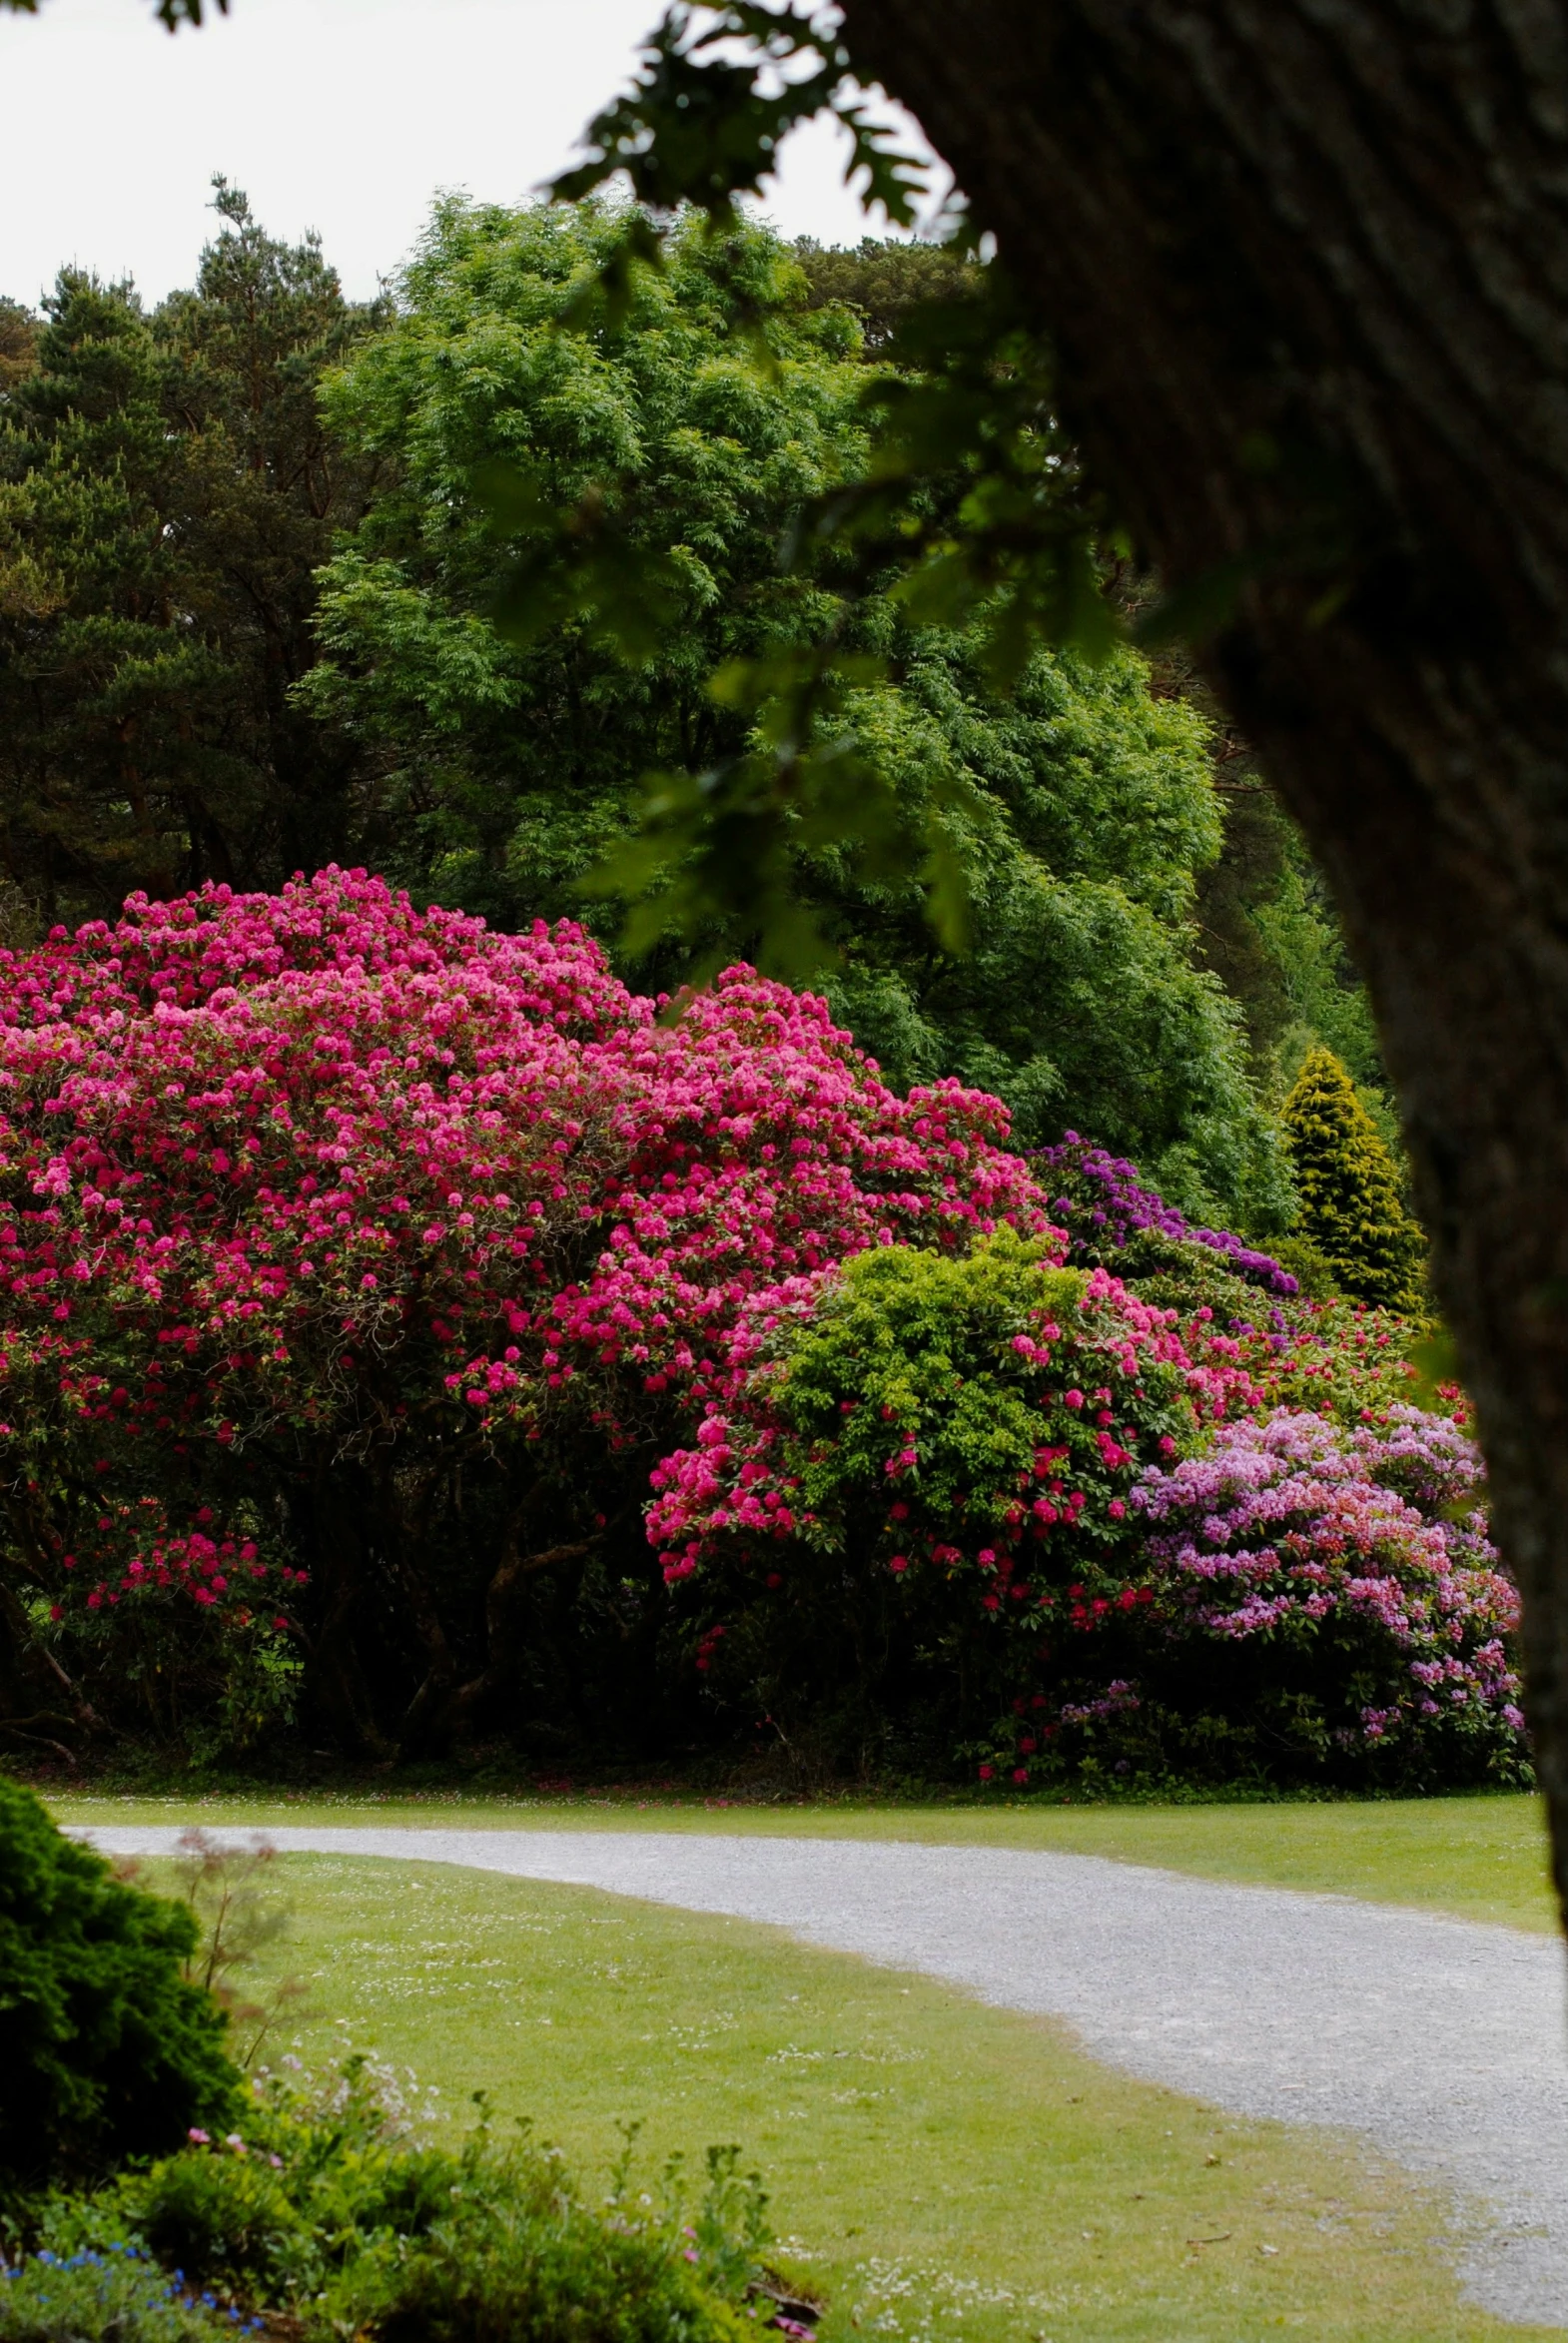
[0,871,1049,1704]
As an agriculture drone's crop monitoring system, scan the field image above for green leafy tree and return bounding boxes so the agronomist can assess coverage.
[302,197,868,937]
[0,1777,238,2192]
[305,198,1285,1218]
[0,184,385,923]
[1281,1047,1424,1311]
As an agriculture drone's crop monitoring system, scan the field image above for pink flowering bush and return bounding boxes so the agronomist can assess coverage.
[1056,1217,1425,1427]
[648,1226,1524,1787]
[973,1406,1524,1790]
[0,870,1047,1756]
[0,867,1513,1788]
[644,1231,1233,1773]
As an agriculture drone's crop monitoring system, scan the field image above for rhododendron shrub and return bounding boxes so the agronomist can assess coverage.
[976,1407,1526,1791]
[1035,1134,1298,1294]
[647,1230,1521,1786]
[1031,1138,1426,1425]
[0,871,1047,1756]
[645,1233,1215,1771]
[1229,1297,1425,1422]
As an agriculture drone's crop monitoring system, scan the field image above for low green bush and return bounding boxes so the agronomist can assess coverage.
[0,2245,243,2343]
[131,2151,301,2293]
[333,2138,759,2343]
[0,1781,240,2194]
[55,2056,778,2343]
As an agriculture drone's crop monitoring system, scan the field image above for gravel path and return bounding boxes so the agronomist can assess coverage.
[82,1823,1568,2328]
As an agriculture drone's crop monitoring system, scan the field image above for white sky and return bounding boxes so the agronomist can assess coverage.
[1,0,934,310]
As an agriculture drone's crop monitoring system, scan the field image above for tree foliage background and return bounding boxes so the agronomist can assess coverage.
[0,183,1391,1236]
[0,182,386,924]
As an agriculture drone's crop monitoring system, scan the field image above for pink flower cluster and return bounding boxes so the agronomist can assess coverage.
[644,1261,1200,1597]
[1130,1408,1523,1745]
[0,870,1049,1628]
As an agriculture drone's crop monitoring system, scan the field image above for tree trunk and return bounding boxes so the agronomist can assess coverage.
[839,0,1568,1913]
[404,1528,591,1754]
[295,1467,394,1760]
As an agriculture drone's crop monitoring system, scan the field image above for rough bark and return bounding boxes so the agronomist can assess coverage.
[838,1,1568,1909]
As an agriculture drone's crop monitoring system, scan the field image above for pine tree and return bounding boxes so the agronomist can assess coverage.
[0,300,35,400]
[0,184,386,924]
[1281,1046,1425,1311]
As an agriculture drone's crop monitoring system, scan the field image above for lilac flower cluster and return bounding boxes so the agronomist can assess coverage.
[1033,1134,1299,1296]
[1130,1408,1523,1753]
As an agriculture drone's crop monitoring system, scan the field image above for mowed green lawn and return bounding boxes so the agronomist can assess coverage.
[120,1846,1561,2343]
[53,1788,1558,1932]
[81,1790,1565,2343]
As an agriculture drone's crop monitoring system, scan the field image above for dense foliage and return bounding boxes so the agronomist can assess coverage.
[0,870,1043,1760]
[0,1780,238,2192]
[124,2061,766,2343]
[302,199,1284,1216]
[1282,1048,1425,1311]
[648,1235,1520,1789]
[0,188,384,926]
[14,2052,774,2343]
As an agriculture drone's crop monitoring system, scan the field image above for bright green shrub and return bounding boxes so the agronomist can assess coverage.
[648,1232,1200,1773]
[127,2055,444,2296]
[0,1782,239,2194]
[1281,1048,1425,1310]
[132,2151,302,2290]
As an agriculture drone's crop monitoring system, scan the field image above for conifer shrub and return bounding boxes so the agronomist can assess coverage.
[1281,1048,1426,1310]
[0,1780,239,2194]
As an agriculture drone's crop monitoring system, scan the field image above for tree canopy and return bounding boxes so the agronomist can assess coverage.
[0,183,385,926]
[303,198,1284,1218]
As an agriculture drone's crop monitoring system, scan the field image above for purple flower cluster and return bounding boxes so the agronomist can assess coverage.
[1033,1134,1298,1296]
[1130,1408,1523,1752]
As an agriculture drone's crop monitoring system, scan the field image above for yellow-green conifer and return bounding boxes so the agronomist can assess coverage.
[1281,1047,1425,1312]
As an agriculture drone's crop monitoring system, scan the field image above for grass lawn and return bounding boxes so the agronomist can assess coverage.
[127,1848,1560,2343]
[51,1787,1558,1934]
